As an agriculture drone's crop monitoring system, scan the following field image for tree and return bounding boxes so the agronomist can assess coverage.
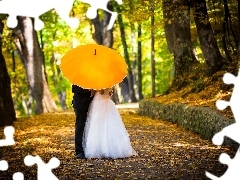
[191,0,226,75]
[163,0,198,90]
[150,0,155,97]
[137,23,143,100]
[162,0,174,53]
[222,0,234,63]
[12,16,58,114]
[238,0,240,71]
[129,0,139,100]
[116,5,137,102]
[0,20,16,126]
[90,3,114,47]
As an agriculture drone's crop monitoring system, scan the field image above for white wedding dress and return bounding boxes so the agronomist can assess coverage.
[83,89,137,159]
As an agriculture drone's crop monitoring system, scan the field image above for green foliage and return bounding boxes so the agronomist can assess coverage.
[114,1,174,98]
[3,0,235,116]
[37,5,95,110]
[2,3,94,116]
[3,51,30,117]
[206,0,239,60]
[55,77,71,93]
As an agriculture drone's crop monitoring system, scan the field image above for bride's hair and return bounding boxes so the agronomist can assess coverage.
[99,88,112,95]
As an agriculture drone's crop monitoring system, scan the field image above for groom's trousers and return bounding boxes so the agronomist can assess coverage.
[72,85,93,155]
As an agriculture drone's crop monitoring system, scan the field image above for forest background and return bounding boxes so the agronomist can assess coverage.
[0,0,239,126]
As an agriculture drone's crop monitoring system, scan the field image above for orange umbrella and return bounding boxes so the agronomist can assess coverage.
[60,44,127,90]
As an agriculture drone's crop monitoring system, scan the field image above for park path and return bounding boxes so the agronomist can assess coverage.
[0,104,235,179]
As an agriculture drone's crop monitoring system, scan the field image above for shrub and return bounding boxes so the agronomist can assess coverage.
[138,99,237,149]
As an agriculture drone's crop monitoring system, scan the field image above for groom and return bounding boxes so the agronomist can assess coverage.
[72,84,94,159]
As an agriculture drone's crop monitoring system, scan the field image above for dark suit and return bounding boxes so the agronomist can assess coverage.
[72,85,93,155]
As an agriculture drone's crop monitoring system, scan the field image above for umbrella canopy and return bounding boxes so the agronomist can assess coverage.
[60,44,127,90]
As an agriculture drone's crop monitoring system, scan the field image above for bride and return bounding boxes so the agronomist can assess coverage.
[83,88,137,159]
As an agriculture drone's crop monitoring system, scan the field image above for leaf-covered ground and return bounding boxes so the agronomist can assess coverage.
[0,108,236,179]
[154,70,234,119]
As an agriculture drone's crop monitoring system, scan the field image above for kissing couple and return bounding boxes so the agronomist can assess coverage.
[72,85,137,159]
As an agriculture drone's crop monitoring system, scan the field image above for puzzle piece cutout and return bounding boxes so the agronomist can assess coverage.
[0,0,123,30]
[0,126,60,179]
[216,71,240,121]
[0,155,60,180]
[206,148,240,179]
[205,70,240,179]
[0,126,15,146]
[0,0,79,30]
[0,160,24,180]
[80,0,123,30]
[0,160,8,171]
[12,172,24,180]
[24,155,60,180]
[211,71,240,146]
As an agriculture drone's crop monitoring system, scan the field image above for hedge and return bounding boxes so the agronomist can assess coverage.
[138,99,238,150]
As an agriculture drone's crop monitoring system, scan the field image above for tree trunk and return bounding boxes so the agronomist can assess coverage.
[222,0,233,63]
[162,0,174,53]
[91,2,114,48]
[21,90,33,116]
[237,0,240,73]
[116,5,137,102]
[130,24,138,100]
[191,0,226,75]
[91,12,103,45]
[15,50,34,115]
[167,0,198,90]
[150,1,155,97]
[137,23,144,100]
[11,51,17,110]
[12,16,58,114]
[120,78,131,103]
[0,20,16,127]
[129,0,138,100]
[39,30,48,84]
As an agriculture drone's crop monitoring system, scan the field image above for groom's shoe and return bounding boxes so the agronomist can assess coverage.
[76,152,86,159]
